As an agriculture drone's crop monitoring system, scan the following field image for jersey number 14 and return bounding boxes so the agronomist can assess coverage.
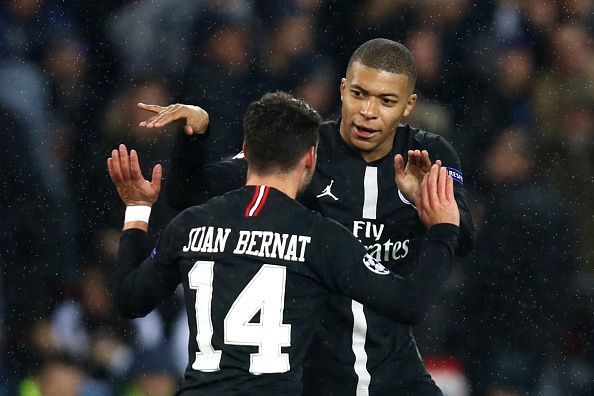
[189,261,292,374]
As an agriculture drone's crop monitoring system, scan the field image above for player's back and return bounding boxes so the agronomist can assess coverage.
[171,185,337,395]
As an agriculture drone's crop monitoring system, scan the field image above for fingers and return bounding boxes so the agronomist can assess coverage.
[151,164,163,193]
[110,149,123,183]
[420,172,430,211]
[184,125,194,135]
[148,104,184,128]
[129,149,145,182]
[118,144,132,183]
[139,114,161,128]
[445,174,460,226]
[139,104,181,128]
[152,109,181,127]
[107,157,117,183]
[412,160,457,227]
[446,172,455,202]
[138,103,164,114]
[407,150,420,170]
[437,166,447,203]
[420,150,431,171]
[427,164,440,209]
[406,150,433,172]
[394,154,405,176]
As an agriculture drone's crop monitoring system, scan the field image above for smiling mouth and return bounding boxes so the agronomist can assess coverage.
[354,125,379,138]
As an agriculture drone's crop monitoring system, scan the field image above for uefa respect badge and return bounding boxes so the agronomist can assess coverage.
[446,167,463,185]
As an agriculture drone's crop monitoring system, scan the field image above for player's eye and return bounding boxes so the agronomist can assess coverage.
[381,98,396,106]
[350,89,363,97]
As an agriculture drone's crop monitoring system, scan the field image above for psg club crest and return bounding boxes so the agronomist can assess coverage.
[363,254,390,275]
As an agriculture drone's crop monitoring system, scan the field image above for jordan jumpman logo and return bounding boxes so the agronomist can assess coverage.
[316,180,339,201]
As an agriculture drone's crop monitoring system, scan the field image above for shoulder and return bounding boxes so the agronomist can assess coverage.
[318,120,340,146]
[174,196,228,227]
[403,124,453,151]
[315,119,344,164]
[165,206,202,235]
[311,212,357,244]
[401,124,462,164]
[214,154,248,173]
[320,119,338,134]
[193,190,243,217]
[309,216,369,268]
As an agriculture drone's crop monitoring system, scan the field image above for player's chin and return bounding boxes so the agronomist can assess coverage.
[351,137,381,152]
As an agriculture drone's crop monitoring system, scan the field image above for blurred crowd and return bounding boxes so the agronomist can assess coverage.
[1,0,593,395]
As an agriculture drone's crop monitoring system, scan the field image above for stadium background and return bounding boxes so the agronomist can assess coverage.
[1,0,593,395]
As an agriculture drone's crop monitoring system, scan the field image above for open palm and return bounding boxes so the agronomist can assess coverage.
[107,144,162,206]
[394,150,440,203]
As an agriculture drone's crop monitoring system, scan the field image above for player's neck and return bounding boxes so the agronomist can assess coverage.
[246,171,300,199]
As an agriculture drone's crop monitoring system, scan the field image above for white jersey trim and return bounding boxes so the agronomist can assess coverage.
[362,167,378,219]
[351,300,371,393]
[247,186,266,217]
[349,166,379,393]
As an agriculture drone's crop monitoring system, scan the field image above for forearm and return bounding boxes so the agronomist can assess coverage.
[111,229,154,318]
[422,133,474,255]
[454,189,475,256]
[404,224,458,320]
[109,144,180,317]
[165,128,247,209]
[113,228,181,318]
[165,129,211,209]
[375,224,458,324]
[335,224,458,325]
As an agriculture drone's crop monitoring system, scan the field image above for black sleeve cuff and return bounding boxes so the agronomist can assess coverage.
[177,125,210,140]
[122,228,148,238]
[120,228,149,258]
[426,223,460,252]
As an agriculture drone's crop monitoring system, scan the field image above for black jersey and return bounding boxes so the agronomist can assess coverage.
[113,186,459,395]
[164,120,474,395]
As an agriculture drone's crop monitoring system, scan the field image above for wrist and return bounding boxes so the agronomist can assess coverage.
[124,205,151,224]
[398,189,414,205]
[123,221,149,232]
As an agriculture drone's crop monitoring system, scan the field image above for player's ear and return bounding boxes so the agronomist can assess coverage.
[305,146,316,169]
[340,78,347,101]
[403,93,417,117]
[242,142,248,160]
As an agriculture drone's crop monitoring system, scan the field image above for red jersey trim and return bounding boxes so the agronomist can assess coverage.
[245,186,270,217]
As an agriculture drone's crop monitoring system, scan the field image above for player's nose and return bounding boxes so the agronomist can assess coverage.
[360,98,378,118]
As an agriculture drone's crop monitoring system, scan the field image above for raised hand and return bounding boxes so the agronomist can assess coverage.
[107,144,162,207]
[394,149,441,203]
[138,102,209,135]
[414,163,459,228]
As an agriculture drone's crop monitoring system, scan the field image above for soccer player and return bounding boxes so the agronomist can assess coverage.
[138,39,474,395]
[110,92,460,395]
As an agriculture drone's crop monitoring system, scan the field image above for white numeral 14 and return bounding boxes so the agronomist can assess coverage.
[189,261,291,374]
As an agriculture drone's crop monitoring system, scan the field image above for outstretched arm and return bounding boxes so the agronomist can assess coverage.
[418,135,474,256]
[138,102,209,136]
[396,132,474,256]
[137,101,247,210]
[107,144,161,230]
[320,164,459,324]
[108,145,180,318]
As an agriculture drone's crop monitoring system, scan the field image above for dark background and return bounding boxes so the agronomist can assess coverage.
[1,1,593,395]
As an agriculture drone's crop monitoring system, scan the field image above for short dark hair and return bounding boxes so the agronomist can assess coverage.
[243,91,321,174]
[347,38,417,92]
